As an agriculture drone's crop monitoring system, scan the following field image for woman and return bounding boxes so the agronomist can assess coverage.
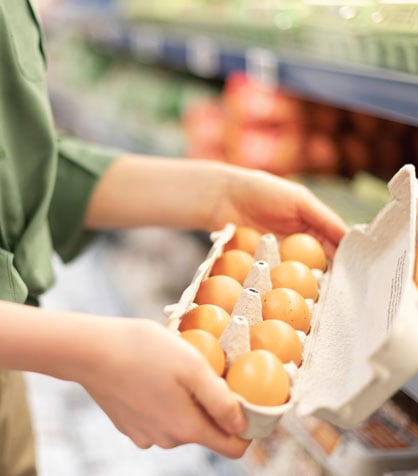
[0,2,347,475]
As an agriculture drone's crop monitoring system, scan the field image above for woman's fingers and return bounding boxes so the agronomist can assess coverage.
[188,405,250,459]
[297,187,348,256]
[116,373,250,458]
[182,361,247,436]
[84,319,251,458]
[160,384,250,458]
[228,169,348,256]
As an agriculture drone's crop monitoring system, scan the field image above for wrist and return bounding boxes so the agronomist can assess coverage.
[0,301,111,384]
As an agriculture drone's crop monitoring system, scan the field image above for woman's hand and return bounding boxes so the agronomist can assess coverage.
[0,303,249,458]
[210,167,348,258]
[76,317,250,458]
[85,156,347,258]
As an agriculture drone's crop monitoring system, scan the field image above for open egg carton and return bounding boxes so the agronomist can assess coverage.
[164,164,418,440]
[164,223,325,439]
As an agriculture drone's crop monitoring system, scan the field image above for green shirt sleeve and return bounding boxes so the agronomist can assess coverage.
[48,134,122,263]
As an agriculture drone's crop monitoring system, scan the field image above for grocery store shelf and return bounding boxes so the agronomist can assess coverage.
[81,18,418,127]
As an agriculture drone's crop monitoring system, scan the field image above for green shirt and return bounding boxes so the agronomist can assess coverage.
[0,1,119,304]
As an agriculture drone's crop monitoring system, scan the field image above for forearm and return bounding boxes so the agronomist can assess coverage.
[83,155,237,231]
[0,301,110,383]
[82,153,347,256]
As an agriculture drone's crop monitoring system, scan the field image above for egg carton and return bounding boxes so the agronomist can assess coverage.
[164,224,324,439]
[165,163,418,440]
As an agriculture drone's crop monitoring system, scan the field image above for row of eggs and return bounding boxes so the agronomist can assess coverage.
[176,226,327,408]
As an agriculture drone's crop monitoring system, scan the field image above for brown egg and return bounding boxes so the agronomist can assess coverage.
[271,261,319,301]
[195,275,243,314]
[179,304,231,338]
[210,249,255,284]
[250,320,303,366]
[279,233,327,271]
[224,226,262,255]
[226,349,290,406]
[262,287,311,333]
[180,329,226,377]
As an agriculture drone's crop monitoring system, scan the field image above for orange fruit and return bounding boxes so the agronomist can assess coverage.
[180,329,226,376]
[224,226,262,255]
[210,249,255,284]
[195,275,243,314]
[225,349,289,406]
[178,304,231,338]
[250,319,303,366]
[262,287,311,333]
[279,233,327,271]
[271,261,318,301]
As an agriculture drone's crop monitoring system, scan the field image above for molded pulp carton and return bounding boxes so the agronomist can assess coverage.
[164,164,418,440]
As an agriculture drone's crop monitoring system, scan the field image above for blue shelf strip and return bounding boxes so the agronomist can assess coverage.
[87,20,418,126]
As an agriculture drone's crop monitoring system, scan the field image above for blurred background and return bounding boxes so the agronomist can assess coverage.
[26,1,418,475]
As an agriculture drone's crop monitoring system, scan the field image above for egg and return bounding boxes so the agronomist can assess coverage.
[279,233,327,271]
[250,320,303,366]
[195,275,243,314]
[180,329,226,377]
[262,287,311,333]
[210,249,255,284]
[178,304,231,338]
[223,226,262,255]
[270,261,319,301]
[225,349,290,406]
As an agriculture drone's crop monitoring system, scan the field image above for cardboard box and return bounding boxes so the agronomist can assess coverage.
[164,164,418,439]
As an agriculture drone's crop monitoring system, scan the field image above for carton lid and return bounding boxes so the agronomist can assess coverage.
[292,164,418,427]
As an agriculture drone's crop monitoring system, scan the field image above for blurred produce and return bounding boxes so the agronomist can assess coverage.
[222,73,305,174]
[340,132,372,177]
[304,102,343,136]
[182,97,227,160]
[118,0,303,49]
[183,72,318,175]
[295,0,377,67]
[118,0,418,74]
[369,1,418,74]
[182,71,416,180]
[45,30,222,156]
[304,132,340,175]
[226,124,304,174]
[42,6,416,195]
[223,72,301,126]
[45,29,415,183]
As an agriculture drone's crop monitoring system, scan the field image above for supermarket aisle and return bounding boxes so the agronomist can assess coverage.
[25,230,247,476]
